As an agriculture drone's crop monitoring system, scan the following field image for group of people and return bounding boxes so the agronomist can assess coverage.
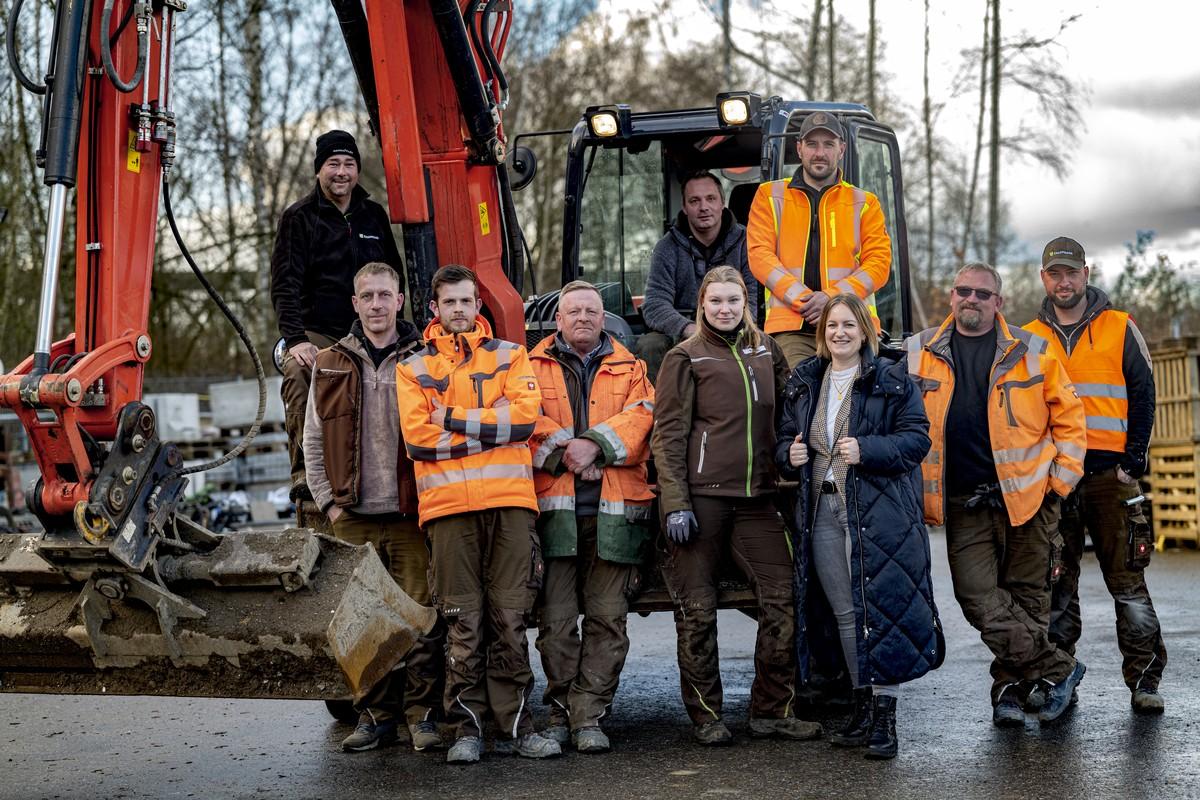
[267,123,1166,765]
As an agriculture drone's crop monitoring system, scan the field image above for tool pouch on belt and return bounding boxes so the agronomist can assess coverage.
[1124,494,1154,570]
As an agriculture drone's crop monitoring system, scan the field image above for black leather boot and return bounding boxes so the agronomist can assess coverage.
[865,695,897,760]
[829,687,873,747]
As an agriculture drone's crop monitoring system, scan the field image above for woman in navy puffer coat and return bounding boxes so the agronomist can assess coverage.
[775,293,943,761]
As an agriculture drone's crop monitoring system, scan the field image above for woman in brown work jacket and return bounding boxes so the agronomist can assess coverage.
[652,265,821,746]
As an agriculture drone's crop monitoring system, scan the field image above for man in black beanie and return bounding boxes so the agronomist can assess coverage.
[270,129,403,507]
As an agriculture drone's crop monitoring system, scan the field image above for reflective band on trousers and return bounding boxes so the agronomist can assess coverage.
[1086,415,1129,432]
[416,463,533,493]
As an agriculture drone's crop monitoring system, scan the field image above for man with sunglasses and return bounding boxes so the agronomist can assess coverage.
[1024,237,1166,715]
[906,263,1088,727]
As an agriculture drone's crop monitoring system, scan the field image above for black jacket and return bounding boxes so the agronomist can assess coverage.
[776,350,943,686]
[270,184,403,347]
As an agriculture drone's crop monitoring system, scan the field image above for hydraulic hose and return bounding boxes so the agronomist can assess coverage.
[160,176,266,479]
[100,0,147,93]
[6,0,46,94]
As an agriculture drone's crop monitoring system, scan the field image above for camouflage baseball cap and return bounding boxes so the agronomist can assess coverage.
[797,111,845,140]
[1042,236,1086,269]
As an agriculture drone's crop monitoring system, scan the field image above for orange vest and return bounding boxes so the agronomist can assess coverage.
[395,317,540,526]
[1023,310,1130,454]
[905,314,1087,527]
[746,174,891,334]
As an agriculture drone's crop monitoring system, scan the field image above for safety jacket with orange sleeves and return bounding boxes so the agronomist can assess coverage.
[1023,286,1156,478]
[747,169,891,334]
[905,314,1088,527]
[395,316,540,527]
[528,333,655,564]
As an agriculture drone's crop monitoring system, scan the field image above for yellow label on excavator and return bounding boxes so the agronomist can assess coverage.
[478,202,490,235]
[126,130,141,173]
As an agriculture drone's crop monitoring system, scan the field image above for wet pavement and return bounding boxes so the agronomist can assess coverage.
[3,530,1199,800]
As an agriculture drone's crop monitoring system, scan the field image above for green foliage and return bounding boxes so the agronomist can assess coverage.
[1108,230,1200,342]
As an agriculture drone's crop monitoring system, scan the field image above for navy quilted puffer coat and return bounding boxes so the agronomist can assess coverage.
[775,348,944,686]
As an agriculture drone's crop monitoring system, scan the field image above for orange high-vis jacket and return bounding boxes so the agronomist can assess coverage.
[1024,309,1138,455]
[904,314,1087,527]
[528,334,655,564]
[747,172,891,334]
[395,317,540,526]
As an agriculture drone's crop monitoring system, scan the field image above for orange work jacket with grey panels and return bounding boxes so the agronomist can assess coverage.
[905,314,1088,527]
[395,316,540,527]
[747,170,892,334]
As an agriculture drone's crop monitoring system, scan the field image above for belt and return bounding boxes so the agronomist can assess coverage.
[820,480,838,494]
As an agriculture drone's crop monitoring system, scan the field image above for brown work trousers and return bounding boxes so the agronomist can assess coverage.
[772,330,818,371]
[427,508,541,741]
[945,494,1076,702]
[1050,469,1167,690]
[332,510,445,726]
[281,331,339,492]
[535,516,638,731]
[663,495,797,725]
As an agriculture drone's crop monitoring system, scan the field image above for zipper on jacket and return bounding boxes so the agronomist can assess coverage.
[697,430,709,474]
[851,479,870,641]
[728,343,755,495]
[998,384,1017,427]
[472,375,484,407]
[747,361,760,402]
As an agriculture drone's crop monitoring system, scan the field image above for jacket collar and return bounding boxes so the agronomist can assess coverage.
[788,167,847,194]
[1036,284,1111,330]
[422,316,494,361]
[668,208,744,260]
[339,318,422,362]
[307,182,370,215]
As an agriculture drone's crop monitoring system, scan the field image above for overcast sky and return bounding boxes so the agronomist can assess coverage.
[603,0,1200,274]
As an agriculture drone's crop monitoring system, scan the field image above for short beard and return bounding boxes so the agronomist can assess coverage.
[1050,290,1085,310]
[956,309,982,331]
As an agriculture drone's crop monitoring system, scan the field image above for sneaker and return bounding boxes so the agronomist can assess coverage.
[340,714,399,752]
[1131,685,1165,715]
[992,686,1025,728]
[1039,661,1086,723]
[446,735,483,764]
[409,720,443,752]
[572,726,611,754]
[693,720,733,746]
[509,732,562,759]
[542,724,570,746]
[747,716,823,741]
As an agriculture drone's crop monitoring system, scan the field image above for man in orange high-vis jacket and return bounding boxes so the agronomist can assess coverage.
[747,111,892,367]
[1024,237,1166,715]
[906,262,1087,727]
[527,281,655,755]
[395,265,560,765]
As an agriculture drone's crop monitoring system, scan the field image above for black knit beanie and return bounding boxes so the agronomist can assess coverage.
[314,130,361,173]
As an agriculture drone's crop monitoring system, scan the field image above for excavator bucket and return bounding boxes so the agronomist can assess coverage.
[0,528,436,701]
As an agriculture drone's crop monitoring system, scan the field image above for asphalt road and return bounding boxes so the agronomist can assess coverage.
[3,531,1198,800]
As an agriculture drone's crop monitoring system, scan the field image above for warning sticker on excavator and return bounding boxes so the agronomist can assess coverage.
[478,202,490,235]
[126,131,141,174]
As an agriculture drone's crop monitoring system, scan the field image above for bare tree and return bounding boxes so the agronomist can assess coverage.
[826,0,836,99]
[987,0,1000,265]
[959,0,989,262]
[805,0,823,98]
[867,0,877,110]
[922,0,934,291]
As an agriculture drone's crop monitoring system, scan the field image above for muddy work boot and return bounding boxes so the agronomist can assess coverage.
[1039,661,1086,723]
[542,724,570,746]
[505,732,563,759]
[992,685,1026,728]
[409,721,444,752]
[693,720,734,746]
[446,735,484,764]
[747,716,823,741]
[1131,684,1165,715]
[864,696,898,760]
[341,712,399,752]
[572,726,612,754]
[830,687,874,747]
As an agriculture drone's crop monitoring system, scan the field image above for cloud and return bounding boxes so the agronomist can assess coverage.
[1097,75,1200,119]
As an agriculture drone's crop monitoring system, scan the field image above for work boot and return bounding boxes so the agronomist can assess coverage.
[542,724,570,746]
[864,696,898,760]
[747,716,823,741]
[1020,680,1048,711]
[572,726,612,754]
[446,735,483,764]
[509,732,563,759]
[829,687,874,747]
[340,711,399,752]
[409,720,443,752]
[992,686,1025,728]
[1131,685,1165,715]
[693,720,733,746]
[1039,661,1086,723]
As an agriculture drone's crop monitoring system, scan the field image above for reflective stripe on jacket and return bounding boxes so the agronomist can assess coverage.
[746,172,891,334]
[905,314,1087,527]
[1024,308,1140,455]
[395,317,540,526]
[528,335,655,564]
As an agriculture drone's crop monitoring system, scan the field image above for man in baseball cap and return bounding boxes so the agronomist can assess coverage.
[1024,235,1167,715]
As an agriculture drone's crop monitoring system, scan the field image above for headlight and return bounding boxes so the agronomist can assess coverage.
[584,104,633,140]
[715,91,762,128]
[589,112,619,138]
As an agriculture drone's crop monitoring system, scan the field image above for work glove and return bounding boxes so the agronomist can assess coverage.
[665,510,698,544]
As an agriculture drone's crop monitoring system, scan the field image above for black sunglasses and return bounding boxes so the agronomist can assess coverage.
[953,286,995,301]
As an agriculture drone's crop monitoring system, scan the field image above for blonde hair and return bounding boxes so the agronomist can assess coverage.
[814,293,879,358]
[692,266,763,349]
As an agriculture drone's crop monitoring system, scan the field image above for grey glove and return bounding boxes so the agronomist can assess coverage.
[666,510,698,544]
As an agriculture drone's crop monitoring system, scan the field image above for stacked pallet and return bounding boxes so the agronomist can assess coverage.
[1147,337,1200,549]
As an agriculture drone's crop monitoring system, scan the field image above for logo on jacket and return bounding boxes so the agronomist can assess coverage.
[358,233,381,240]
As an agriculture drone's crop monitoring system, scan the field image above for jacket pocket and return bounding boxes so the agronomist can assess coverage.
[527,531,545,591]
[313,367,355,419]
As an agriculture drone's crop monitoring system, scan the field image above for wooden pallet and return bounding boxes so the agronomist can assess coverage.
[1151,337,1200,442]
[1147,441,1200,549]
